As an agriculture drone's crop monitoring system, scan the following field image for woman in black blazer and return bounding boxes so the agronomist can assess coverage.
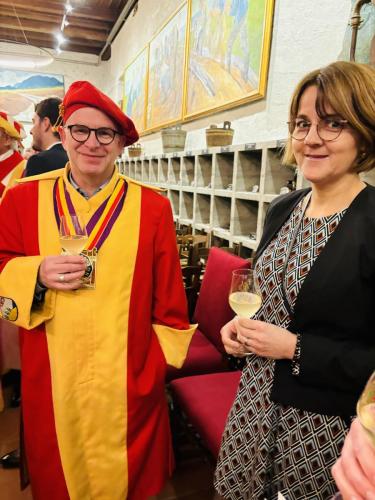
[214,61,375,500]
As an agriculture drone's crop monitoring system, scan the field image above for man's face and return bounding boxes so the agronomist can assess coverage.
[60,107,125,187]
[0,128,12,155]
[30,113,45,151]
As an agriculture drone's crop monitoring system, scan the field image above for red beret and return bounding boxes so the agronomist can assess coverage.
[59,81,139,147]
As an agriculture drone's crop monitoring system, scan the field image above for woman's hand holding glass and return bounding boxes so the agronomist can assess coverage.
[223,269,262,356]
[227,318,298,359]
[332,417,375,500]
[331,373,375,500]
[220,317,297,359]
[223,269,297,359]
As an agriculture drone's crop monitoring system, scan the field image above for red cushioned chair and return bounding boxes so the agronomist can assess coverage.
[166,247,249,382]
[170,370,242,458]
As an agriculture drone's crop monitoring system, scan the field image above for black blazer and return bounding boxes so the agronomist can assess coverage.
[255,186,375,418]
[25,143,68,177]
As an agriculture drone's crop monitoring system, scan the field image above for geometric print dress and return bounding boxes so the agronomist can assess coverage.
[214,197,350,500]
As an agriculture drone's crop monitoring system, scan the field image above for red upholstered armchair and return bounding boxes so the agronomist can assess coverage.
[166,247,249,382]
[170,370,241,458]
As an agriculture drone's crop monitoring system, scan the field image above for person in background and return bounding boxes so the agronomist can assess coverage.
[0,111,26,198]
[214,61,375,499]
[332,372,375,500]
[23,147,40,161]
[0,80,196,500]
[24,97,68,177]
[332,418,375,500]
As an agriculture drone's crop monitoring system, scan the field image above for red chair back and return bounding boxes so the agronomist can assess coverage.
[193,247,249,354]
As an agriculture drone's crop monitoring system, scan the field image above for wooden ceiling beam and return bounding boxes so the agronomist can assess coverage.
[0,0,132,57]
[64,26,108,42]
[0,0,116,23]
[0,16,108,42]
[0,7,111,31]
[0,28,103,48]
[61,43,101,55]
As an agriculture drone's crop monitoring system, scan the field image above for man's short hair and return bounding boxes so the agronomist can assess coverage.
[35,97,62,137]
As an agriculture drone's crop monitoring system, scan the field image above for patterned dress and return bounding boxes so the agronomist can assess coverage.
[214,198,350,500]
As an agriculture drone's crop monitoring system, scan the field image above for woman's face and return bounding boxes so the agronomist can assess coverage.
[292,85,360,187]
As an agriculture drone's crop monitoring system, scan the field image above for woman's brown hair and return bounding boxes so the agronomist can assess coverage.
[283,61,375,173]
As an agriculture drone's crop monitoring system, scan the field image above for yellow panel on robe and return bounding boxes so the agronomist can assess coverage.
[8,159,25,186]
[37,168,141,499]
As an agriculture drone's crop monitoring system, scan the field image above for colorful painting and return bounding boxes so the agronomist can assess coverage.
[0,69,64,122]
[146,3,188,130]
[123,47,148,133]
[185,0,274,119]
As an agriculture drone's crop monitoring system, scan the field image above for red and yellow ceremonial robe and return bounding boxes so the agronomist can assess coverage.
[0,150,25,199]
[0,167,196,500]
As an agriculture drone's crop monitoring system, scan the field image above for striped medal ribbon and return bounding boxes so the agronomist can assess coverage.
[53,175,127,252]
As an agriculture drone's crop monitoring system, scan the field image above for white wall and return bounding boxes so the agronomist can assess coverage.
[0,43,110,147]
[0,41,109,93]
[0,0,354,152]
[106,0,352,154]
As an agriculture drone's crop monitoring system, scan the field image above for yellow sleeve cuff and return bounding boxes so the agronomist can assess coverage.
[152,323,197,368]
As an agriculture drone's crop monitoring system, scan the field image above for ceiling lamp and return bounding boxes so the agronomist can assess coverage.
[0,41,54,70]
[56,33,66,45]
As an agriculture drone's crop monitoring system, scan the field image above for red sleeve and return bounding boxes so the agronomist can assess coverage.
[152,198,190,330]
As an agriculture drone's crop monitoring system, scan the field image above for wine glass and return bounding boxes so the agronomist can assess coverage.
[229,269,262,319]
[59,214,88,255]
[357,371,375,447]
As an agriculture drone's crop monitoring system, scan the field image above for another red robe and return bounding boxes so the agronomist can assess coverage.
[0,150,25,198]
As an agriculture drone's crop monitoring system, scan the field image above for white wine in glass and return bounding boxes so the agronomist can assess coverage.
[229,269,262,318]
[59,214,88,255]
[357,371,375,447]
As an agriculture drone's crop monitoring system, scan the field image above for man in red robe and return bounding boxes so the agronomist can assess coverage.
[0,81,196,500]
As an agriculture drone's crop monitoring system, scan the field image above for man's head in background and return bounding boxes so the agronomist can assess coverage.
[31,97,62,151]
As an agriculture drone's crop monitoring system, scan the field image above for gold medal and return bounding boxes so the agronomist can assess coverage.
[80,248,97,289]
[60,247,97,289]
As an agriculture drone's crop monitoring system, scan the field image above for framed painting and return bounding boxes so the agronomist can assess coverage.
[184,0,275,120]
[122,47,148,133]
[146,2,188,131]
[0,69,64,122]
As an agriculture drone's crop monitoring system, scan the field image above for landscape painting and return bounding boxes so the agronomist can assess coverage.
[185,0,274,119]
[146,3,188,130]
[123,47,148,133]
[0,69,64,122]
